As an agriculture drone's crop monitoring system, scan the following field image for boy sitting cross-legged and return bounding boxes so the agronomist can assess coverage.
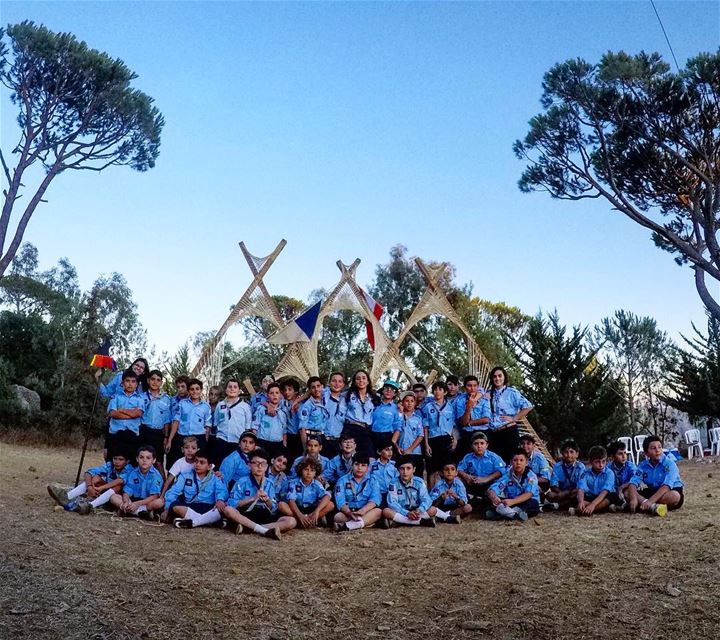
[48,450,134,515]
[457,431,505,506]
[518,434,552,494]
[221,449,297,539]
[109,446,163,518]
[486,448,540,522]
[630,435,684,517]
[606,440,639,513]
[429,461,472,521]
[159,450,229,528]
[218,430,257,491]
[544,439,585,512]
[570,445,615,517]
[333,453,383,533]
[279,458,334,529]
[370,443,399,507]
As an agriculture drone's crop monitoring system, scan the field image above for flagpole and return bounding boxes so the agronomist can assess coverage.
[74,371,104,486]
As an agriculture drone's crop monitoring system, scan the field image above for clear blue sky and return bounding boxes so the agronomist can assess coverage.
[2,1,719,360]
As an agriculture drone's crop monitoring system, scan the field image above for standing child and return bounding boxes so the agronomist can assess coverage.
[279,458,334,529]
[423,381,457,487]
[212,379,252,468]
[160,451,229,528]
[343,369,377,458]
[222,450,297,539]
[606,440,640,513]
[321,372,347,458]
[170,375,190,418]
[457,431,505,504]
[371,380,400,453]
[429,462,471,521]
[455,375,491,461]
[166,379,212,466]
[298,377,330,448]
[106,370,145,461]
[333,453,383,533]
[109,446,163,518]
[140,369,172,475]
[252,382,288,459]
[218,431,257,491]
[250,374,274,417]
[487,449,540,521]
[545,439,585,511]
[205,384,224,463]
[281,379,303,462]
[392,392,425,477]
[571,446,614,517]
[630,435,684,516]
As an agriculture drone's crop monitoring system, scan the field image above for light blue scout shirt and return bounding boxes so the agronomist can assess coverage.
[387,476,433,515]
[86,461,134,484]
[174,398,212,436]
[252,404,288,442]
[577,466,615,497]
[214,399,252,443]
[124,466,163,499]
[322,388,347,438]
[344,392,375,426]
[429,477,468,506]
[333,472,381,510]
[289,454,331,478]
[324,454,355,485]
[422,400,456,438]
[219,450,251,486]
[608,459,637,489]
[490,468,540,501]
[164,470,229,505]
[170,394,187,419]
[99,371,124,399]
[142,391,172,430]
[488,386,532,430]
[526,449,552,481]
[299,397,330,434]
[285,478,330,508]
[282,398,301,435]
[268,469,290,502]
[372,401,400,433]
[631,454,684,491]
[394,413,424,455]
[454,395,491,432]
[458,450,506,477]
[550,460,586,491]
[250,391,268,417]
[227,474,278,512]
[107,391,145,434]
[370,459,398,495]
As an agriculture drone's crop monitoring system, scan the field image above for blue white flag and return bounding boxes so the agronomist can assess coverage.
[268,300,322,344]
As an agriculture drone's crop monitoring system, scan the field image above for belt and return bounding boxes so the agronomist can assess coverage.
[345,421,370,429]
[493,422,518,432]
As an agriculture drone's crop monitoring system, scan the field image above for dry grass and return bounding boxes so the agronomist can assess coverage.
[1,442,718,640]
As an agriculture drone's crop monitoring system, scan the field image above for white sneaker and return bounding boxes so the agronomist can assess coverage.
[496,504,516,519]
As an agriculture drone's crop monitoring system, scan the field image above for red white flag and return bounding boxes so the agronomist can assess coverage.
[360,288,383,349]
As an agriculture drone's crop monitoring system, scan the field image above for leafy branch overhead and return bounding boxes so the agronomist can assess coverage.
[515,50,720,318]
[0,21,164,276]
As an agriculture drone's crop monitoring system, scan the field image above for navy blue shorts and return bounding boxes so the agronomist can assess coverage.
[239,505,277,525]
[169,500,215,514]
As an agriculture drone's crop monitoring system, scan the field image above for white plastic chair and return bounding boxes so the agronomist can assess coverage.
[618,436,634,463]
[684,429,704,460]
[633,435,647,463]
[709,427,720,456]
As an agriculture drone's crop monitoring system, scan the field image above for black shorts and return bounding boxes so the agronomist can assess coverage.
[239,505,277,525]
[427,435,453,474]
[256,438,285,461]
[298,503,321,515]
[168,500,216,515]
[139,426,165,464]
[107,430,140,461]
[640,486,684,510]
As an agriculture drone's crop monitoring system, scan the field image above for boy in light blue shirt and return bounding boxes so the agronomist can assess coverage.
[606,440,639,513]
[324,435,357,487]
[279,457,333,529]
[298,377,330,448]
[630,435,684,516]
[545,439,585,511]
[219,430,257,490]
[288,434,330,480]
[107,370,145,461]
[392,392,425,477]
[109,446,163,518]
[370,443,398,506]
[487,448,540,522]
[519,434,552,493]
[167,378,211,467]
[455,375,491,460]
[321,372,347,458]
[429,461,471,521]
[371,380,400,453]
[457,431,505,502]
[252,382,288,460]
[140,369,171,473]
[571,446,614,517]
[333,453,383,533]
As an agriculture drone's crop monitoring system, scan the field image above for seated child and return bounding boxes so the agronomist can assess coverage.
[429,461,472,521]
[606,440,639,513]
[211,378,252,468]
[392,392,425,477]
[545,439,585,511]
[159,450,229,528]
[571,445,614,517]
[267,451,289,501]
[109,446,163,518]
[630,435,684,517]
[457,431,505,502]
[382,456,448,527]
[323,435,357,487]
[218,430,257,491]
[221,449,296,539]
[370,443,399,507]
[251,382,288,460]
[333,453,383,532]
[279,458,334,528]
[288,434,330,480]
[487,448,540,521]
[519,434,552,493]
[48,450,133,514]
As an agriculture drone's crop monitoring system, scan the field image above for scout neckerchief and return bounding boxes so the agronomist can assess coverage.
[400,477,420,510]
[352,392,373,422]
[491,386,507,420]
[347,474,369,505]
[190,470,214,503]
[225,398,242,419]
[248,473,268,510]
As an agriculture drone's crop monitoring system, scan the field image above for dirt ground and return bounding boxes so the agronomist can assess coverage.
[1,442,718,640]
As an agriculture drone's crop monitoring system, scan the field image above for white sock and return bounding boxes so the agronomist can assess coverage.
[68,482,87,500]
[434,509,450,521]
[135,505,147,513]
[89,488,115,508]
[392,513,419,526]
[252,524,269,534]
[346,519,364,530]
[187,508,221,528]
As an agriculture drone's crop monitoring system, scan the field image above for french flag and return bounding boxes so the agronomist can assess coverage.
[360,288,383,349]
[269,300,322,344]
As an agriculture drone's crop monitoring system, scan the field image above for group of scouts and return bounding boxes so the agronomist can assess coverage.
[46,358,686,540]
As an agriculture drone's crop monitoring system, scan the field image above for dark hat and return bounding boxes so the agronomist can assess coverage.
[471,431,489,443]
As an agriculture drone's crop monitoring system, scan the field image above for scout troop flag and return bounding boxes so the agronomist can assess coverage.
[360,288,383,349]
[90,336,117,370]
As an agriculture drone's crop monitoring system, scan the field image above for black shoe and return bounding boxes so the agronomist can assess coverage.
[173,518,193,529]
[445,515,462,525]
[376,517,391,529]
[419,517,436,528]
[264,528,282,540]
